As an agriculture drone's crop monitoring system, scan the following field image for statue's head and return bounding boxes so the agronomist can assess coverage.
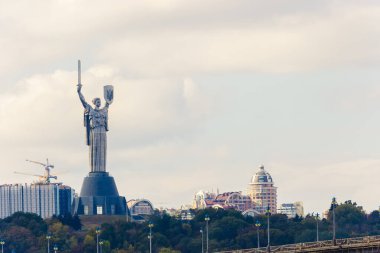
[92,97,101,108]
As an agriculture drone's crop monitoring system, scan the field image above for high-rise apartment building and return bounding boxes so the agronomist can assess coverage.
[277,202,304,218]
[247,165,277,214]
[0,183,74,219]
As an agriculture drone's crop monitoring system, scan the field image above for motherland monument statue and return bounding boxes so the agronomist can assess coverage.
[77,60,114,172]
[72,60,128,216]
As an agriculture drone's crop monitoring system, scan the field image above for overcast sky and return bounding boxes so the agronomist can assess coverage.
[1,0,380,214]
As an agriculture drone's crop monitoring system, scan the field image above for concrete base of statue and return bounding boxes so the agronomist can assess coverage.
[72,172,128,216]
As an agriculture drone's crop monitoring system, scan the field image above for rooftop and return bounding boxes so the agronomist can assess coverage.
[250,165,274,184]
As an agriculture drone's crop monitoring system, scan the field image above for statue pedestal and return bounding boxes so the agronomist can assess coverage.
[72,172,128,216]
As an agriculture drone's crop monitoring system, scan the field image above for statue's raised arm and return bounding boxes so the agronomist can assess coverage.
[77,84,89,109]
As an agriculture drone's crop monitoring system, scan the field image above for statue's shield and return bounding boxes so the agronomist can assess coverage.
[104,85,114,104]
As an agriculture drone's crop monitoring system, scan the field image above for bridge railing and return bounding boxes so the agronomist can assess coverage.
[216,235,380,253]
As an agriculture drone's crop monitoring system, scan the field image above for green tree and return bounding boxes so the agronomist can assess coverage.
[83,234,96,253]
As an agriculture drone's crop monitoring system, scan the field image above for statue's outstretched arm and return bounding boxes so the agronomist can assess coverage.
[77,84,89,109]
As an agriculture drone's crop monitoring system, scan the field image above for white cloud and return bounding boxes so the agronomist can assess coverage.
[99,1,380,76]
[1,1,380,81]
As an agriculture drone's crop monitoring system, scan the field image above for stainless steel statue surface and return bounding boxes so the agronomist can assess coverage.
[76,60,114,172]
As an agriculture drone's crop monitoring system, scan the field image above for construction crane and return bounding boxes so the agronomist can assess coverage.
[14,158,58,184]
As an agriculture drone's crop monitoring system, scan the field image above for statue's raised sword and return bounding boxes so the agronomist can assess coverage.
[77,59,81,87]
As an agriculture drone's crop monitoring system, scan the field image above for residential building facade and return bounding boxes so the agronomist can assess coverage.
[247,165,277,214]
[0,183,74,219]
[192,190,217,209]
[277,202,304,218]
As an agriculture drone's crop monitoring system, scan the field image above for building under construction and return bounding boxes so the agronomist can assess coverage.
[0,183,74,219]
[0,159,75,219]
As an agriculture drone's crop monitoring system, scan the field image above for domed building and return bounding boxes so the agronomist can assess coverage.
[247,165,277,214]
[127,199,154,217]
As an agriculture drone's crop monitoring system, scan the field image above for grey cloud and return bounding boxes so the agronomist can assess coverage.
[1,1,380,83]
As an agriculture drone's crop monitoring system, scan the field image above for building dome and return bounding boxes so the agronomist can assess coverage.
[251,165,273,184]
[247,164,277,214]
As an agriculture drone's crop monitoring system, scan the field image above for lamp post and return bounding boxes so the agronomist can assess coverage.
[255,220,261,249]
[266,205,271,253]
[96,227,101,253]
[148,222,154,253]
[53,244,58,253]
[331,197,337,246]
[99,240,104,253]
[46,233,52,253]
[200,229,204,253]
[205,215,210,253]
[0,239,5,253]
[316,213,319,242]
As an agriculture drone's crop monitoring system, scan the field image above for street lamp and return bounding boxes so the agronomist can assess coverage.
[99,240,104,253]
[96,227,101,253]
[266,205,271,253]
[53,244,58,253]
[316,213,319,242]
[200,229,204,253]
[205,215,210,253]
[0,239,5,253]
[255,220,261,248]
[148,222,154,253]
[331,197,337,246]
[46,233,52,253]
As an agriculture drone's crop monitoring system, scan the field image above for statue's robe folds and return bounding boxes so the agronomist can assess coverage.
[84,105,109,172]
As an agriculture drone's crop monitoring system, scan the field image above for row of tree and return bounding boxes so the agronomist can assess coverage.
[1,200,380,253]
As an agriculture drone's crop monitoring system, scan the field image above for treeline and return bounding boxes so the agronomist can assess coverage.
[1,200,380,253]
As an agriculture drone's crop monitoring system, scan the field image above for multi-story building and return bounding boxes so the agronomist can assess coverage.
[179,209,195,221]
[247,165,277,214]
[277,202,304,218]
[0,183,74,219]
[211,192,253,212]
[193,191,253,212]
[192,190,217,209]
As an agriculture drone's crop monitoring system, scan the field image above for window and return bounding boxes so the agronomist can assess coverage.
[84,205,89,215]
[96,205,103,215]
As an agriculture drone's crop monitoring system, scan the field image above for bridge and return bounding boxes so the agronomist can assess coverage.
[217,235,380,253]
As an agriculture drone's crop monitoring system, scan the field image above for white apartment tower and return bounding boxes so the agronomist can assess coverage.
[0,183,74,219]
[247,165,277,214]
